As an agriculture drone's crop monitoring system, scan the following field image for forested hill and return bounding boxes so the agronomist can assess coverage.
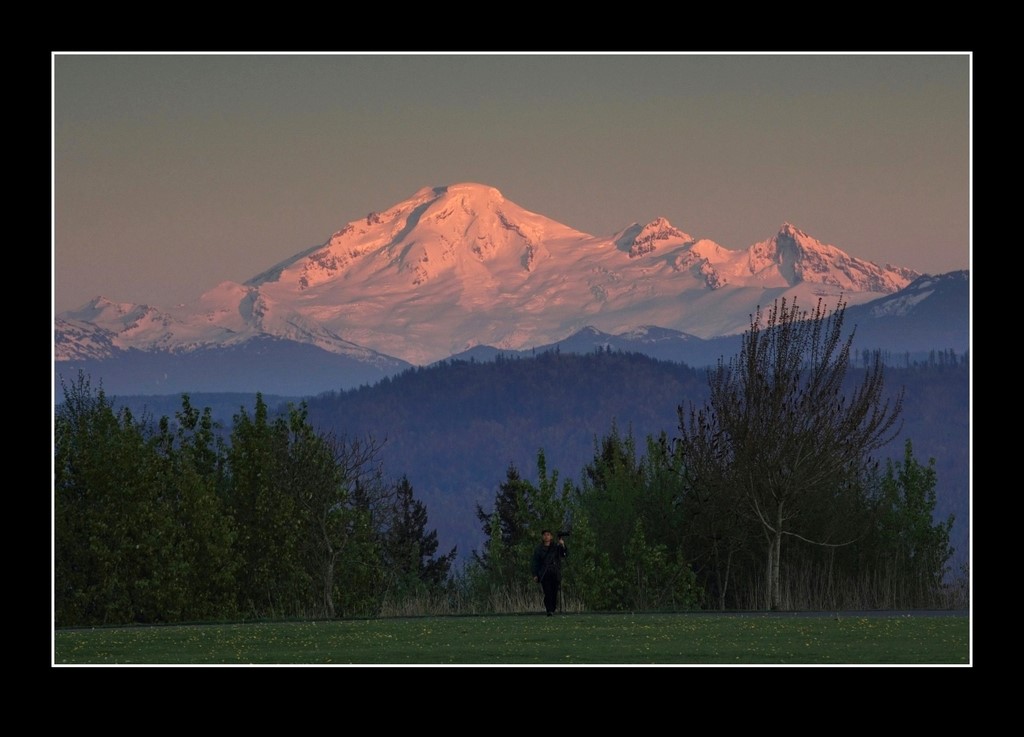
[301,350,704,561]
[295,349,969,571]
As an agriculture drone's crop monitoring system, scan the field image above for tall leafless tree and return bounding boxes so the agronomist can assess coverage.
[677,297,903,610]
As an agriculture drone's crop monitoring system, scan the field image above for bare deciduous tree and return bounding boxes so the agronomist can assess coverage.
[677,297,903,610]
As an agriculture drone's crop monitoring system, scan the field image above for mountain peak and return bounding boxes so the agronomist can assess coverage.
[63,296,156,325]
[405,182,506,207]
[624,217,694,258]
[746,223,919,292]
[445,182,505,201]
[777,222,806,239]
[249,182,590,296]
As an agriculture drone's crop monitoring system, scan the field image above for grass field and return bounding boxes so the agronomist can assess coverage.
[53,611,970,666]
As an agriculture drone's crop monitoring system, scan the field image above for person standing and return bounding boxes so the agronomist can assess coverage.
[532,529,568,616]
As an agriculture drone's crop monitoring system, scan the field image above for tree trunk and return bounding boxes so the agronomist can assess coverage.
[322,551,336,618]
[716,547,733,611]
[769,508,784,610]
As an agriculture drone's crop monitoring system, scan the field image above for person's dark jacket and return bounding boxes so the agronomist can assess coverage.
[532,540,568,581]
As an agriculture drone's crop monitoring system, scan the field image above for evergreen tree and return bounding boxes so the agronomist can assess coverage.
[382,475,457,593]
[472,452,572,604]
[474,463,536,558]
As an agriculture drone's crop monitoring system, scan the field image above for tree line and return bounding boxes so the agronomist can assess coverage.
[54,298,962,625]
[470,301,957,612]
[54,377,456,627]
[302,343,967,573]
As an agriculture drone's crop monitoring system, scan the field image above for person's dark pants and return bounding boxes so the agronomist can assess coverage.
[541,572,561,614]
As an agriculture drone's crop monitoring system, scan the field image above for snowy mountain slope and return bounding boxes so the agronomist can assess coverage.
[444,270,970,371]
[842,270,970,354]
[55,334,411,397]
[57,182,922,367]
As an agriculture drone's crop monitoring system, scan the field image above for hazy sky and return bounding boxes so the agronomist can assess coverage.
[53,52,971,314]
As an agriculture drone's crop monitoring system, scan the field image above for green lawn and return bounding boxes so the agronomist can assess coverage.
[53,611,970,666]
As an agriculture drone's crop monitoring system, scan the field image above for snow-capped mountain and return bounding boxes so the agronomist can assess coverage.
[54,317,121,361]
[56,182,924,373]
[444,269,970,371]
[842,270,970,354]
